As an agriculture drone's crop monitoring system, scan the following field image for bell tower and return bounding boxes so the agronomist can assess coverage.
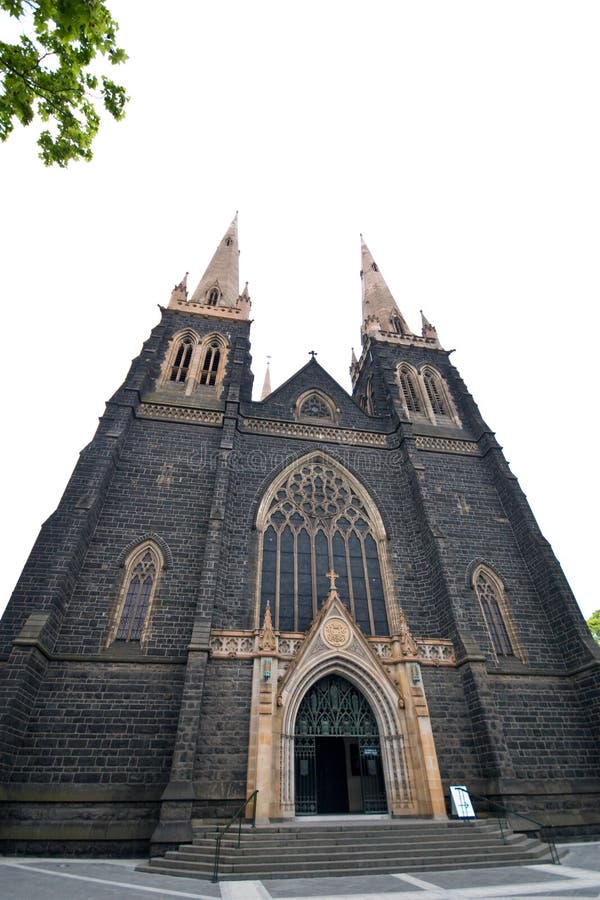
[350,235,599,810]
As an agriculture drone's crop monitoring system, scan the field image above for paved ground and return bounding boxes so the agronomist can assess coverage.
[1,842,599,899]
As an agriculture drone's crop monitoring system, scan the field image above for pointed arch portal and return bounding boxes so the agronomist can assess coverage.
[294,675,387,815]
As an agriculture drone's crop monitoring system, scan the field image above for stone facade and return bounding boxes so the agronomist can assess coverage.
[0,223,598,855]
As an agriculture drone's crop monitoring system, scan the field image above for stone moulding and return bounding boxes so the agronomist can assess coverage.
[137,403,224,426]
[209,630,455,666]
[241,417,387,446]
[415,435,479,455]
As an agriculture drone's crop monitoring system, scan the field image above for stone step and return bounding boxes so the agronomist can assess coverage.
[181,833,533,858]
[139,819,553,881]
[191,822,501,842]
[139,846,551,880]
[166,838,541,866]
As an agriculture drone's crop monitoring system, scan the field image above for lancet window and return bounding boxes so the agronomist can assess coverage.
[160,331,228,392]
[398,364,423,414]
[199,339,222,386]
[257,458,389,636]
[422,368,451,418]
[207,287,220,306]
[397,363,458,425]
[473,566,519,659]
[108,542,162,647]
[168,334,195,383]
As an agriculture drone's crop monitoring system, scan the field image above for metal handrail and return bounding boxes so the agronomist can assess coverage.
[454,787,560,865]
[212,790,259,882]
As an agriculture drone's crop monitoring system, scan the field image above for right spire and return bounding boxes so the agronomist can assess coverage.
[360,236,412,339]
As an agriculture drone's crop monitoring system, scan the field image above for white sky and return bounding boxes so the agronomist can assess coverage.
[0,1,598,621]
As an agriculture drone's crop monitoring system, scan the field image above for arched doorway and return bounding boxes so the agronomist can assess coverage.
[294,675,387,815]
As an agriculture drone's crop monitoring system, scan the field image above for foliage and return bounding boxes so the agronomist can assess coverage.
[0,0,127,165]
[587,609,600,644]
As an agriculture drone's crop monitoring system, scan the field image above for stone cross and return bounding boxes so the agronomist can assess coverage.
[325,569,339,592]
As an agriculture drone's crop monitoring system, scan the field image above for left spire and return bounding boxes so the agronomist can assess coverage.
[168,214,250,319]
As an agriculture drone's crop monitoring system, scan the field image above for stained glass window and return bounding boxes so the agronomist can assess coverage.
[259,461,389,635]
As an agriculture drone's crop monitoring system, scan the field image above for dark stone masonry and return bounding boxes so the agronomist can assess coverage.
[1,219,598,855]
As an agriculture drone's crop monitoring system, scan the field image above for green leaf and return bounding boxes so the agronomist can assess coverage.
[0,0,128,165]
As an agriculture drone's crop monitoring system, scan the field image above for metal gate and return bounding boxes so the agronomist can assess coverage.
[294,675,387,814]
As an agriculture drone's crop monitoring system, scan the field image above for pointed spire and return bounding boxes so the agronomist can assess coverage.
[190,213,239,306]
[261,358,272,400]
[360,235,412,338]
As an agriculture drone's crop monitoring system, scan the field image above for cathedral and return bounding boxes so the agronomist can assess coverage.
[0,216,598,856]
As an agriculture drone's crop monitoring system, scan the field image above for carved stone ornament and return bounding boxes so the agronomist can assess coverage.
[322,617,351,649]
[258,603,277,652]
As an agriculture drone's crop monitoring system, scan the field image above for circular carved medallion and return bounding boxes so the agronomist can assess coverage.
[322,617,351,648]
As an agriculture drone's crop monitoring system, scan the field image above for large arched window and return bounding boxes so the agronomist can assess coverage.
[257,456,389,636]
[108,542,163,647]
[473,565,520,660]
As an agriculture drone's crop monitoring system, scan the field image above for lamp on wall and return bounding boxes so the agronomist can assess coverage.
[410,662,421,685]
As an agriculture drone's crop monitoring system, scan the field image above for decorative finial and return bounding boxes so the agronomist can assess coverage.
[309,350,317,359]
[325,569,339,592]
[258,602,276,651]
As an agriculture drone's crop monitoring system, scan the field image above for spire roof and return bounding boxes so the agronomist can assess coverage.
[261,360,272,400]
[190,214,240,307]
[360,236,412,338]
[168,215,250,320]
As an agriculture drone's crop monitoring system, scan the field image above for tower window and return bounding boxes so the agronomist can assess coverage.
[207,288,220,306]
[257,459,389,636]
[473,566,520,660]
[391,316,404,335]
[398,365,423,415]
[423,369,451,417]
[364,376,375,415]
[169,337,193,383]
[199,339,222,386]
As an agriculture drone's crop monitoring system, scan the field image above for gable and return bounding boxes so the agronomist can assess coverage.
[245,359,386,430]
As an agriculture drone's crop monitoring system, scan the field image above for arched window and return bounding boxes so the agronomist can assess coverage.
[422,368,451,417]
[207,287,220,306]
[398,364,423,415]
[391,316,404,335]
[257,457,389,636]
[169,335,194,383]
[296,391,336,422]
[108,543,162,647]
[364,377,375,415]
[199,338,222,386]
[473,566,519,659]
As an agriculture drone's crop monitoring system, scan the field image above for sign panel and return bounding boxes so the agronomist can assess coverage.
[450,785,476,818]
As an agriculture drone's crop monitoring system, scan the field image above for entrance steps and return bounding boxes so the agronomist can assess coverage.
[138,818,554,881]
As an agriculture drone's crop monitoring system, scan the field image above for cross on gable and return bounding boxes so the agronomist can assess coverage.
[325,569,339,592]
